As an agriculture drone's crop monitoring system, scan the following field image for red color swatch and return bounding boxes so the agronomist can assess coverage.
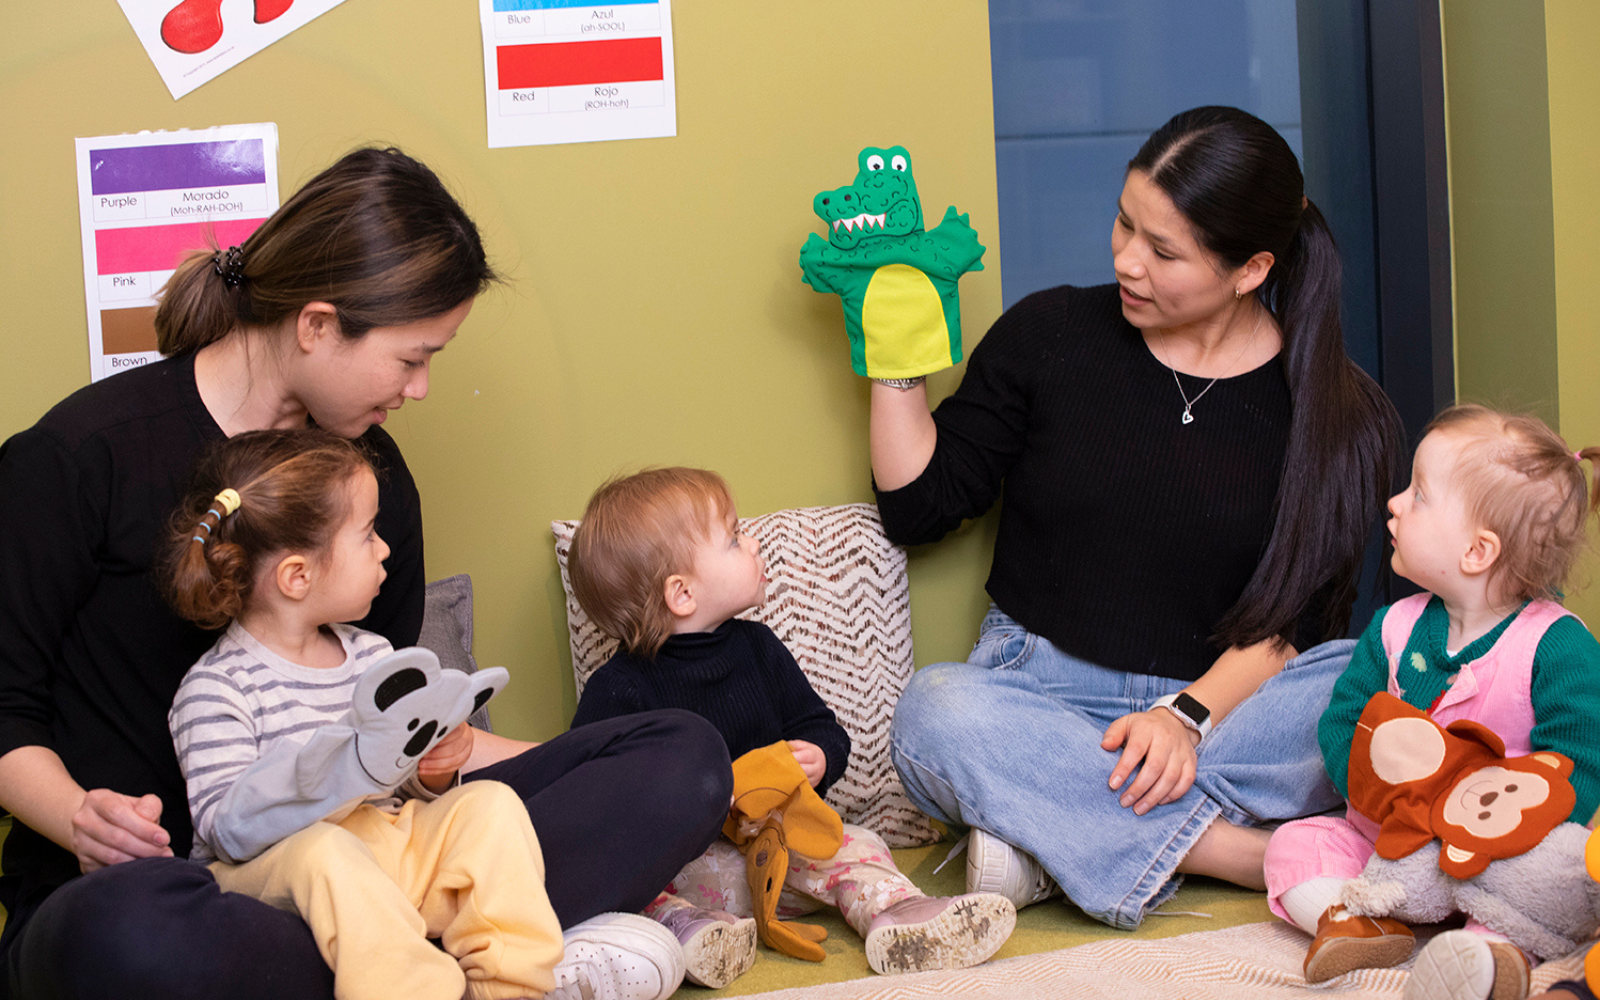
[497,37,664,90]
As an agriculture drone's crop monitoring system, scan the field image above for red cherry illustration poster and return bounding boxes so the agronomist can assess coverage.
[116,0,349,99]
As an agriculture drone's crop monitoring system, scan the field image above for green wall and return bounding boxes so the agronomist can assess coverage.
[1441,0,1559,422]
[0,3,1003,740]
[1546,0,1600,624]
[1442,0,1600,624]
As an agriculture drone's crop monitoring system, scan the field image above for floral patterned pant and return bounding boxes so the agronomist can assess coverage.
[653,824,921,939]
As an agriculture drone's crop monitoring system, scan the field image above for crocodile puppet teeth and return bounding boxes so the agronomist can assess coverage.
[800,145,986,381]
[834,213,888,234]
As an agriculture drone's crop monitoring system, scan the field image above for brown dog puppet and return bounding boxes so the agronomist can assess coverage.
[1347,692,1575,879]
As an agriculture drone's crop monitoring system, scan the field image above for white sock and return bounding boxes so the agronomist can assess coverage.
[1281,877,1347,935]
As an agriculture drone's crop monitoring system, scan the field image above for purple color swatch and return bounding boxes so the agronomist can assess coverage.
[88,139,266,196]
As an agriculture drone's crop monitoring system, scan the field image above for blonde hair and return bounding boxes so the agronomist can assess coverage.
[1425,404,1600,604]
[567,468,735,658]
[161,429,373,629]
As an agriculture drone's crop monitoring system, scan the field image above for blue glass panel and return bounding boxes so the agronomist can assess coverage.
[990,0,1302,307]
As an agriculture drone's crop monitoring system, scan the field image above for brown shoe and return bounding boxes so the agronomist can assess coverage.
[1486,941,1531,1000]
[1304,906,1415,983]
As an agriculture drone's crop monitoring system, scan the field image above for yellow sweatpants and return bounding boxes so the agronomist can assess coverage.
[210,780,562,1000]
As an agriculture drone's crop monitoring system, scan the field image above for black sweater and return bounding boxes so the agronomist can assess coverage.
[571,619,851,797]
[876,283,1298,681]
[0,354,424,928]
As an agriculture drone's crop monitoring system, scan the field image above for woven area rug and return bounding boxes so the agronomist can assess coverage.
[731,922,1588,1000]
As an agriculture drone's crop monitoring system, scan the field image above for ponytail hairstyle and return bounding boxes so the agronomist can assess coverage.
[155,147,497,356]
[1425,404,1600,605]
[161,428,373,629]
[1128,106,1405,649]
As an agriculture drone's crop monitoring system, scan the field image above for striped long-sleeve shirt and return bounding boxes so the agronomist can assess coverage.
[169,621,410,862]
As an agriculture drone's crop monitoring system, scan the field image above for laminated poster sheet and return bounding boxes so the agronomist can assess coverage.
[75,123,280,383]
[116,0,350,100]
[480,0,677,148]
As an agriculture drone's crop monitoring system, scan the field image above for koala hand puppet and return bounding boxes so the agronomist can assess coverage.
[337,646,509,788]
[206,647,509,864]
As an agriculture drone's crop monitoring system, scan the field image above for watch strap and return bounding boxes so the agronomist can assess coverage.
[1151,692,1213,742]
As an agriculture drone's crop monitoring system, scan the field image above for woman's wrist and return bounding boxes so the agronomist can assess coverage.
[871,376,926,390]
[868,379,937,490]
[1150,692,1212,745]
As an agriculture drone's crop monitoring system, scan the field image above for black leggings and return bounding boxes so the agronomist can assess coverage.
[2,709,730,1000]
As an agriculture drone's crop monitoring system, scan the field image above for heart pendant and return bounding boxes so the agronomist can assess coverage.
[1181,411,1194,425]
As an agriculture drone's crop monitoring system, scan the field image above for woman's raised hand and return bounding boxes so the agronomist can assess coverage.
[71,788,173,873]
[1100,708,1200,816]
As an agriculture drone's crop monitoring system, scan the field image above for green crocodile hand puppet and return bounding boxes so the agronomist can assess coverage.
[799,146,986,380]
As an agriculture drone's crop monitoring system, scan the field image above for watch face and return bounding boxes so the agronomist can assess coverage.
[1173,692,1210,725]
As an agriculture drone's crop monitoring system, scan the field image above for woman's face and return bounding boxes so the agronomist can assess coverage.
[297,298,473,437]
[1110,170,1241,332]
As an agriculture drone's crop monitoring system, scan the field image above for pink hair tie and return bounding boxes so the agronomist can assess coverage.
[1576,451,1585,462]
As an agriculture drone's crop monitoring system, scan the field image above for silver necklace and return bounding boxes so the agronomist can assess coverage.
[1157,307,1265,425]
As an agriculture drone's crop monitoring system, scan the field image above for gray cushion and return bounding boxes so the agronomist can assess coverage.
[418,574,492,732]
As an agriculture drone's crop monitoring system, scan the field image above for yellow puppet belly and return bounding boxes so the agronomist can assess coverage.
[861,264,952,378]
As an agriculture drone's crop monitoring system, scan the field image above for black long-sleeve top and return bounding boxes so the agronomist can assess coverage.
[571,619,851,797]
[0,354,424,930]
[875,283,1300,681]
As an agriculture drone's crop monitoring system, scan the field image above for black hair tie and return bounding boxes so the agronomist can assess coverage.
[212,245,246,288]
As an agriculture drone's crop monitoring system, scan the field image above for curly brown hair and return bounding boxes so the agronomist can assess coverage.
[160,428,373,629]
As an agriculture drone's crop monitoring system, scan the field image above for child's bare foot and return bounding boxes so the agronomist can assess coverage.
[863,893,1016,975]
[651,903,757,988]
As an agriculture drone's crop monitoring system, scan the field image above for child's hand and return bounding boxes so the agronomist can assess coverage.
[418,723,475,793]
[788,740,827,787]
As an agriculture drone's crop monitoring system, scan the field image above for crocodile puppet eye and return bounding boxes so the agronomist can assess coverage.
[891,154,908,171]
[866,154,885,171]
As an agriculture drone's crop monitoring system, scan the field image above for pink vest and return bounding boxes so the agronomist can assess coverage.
[1379,593,1574,757]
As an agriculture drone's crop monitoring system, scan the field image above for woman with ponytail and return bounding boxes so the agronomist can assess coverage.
[872,106,1404,930]
[0,148,723,1000]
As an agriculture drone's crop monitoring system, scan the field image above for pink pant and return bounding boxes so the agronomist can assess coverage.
[1263,808,1381,923]
[1265,807,1494,938]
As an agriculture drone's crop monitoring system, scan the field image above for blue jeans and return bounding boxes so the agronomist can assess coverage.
[889,607,1348,930]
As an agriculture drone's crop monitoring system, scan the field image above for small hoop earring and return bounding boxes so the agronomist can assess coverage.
[1234,287,1243,300]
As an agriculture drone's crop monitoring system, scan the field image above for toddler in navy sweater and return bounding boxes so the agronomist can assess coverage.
[568,468,1015,986]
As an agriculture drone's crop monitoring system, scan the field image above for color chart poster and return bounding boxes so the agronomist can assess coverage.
[479,0,677,148]
[75,124,279,382]
[116,0,350,100]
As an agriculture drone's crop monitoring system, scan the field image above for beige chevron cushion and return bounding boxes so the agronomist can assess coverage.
[552,503,938,847]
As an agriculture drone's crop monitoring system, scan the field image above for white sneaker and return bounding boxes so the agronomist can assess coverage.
[965,828,1060,909]
[1404,930,1531,1000]
[547,912,686,1000]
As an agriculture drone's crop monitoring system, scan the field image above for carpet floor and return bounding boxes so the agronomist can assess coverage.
[674,840,1278,998]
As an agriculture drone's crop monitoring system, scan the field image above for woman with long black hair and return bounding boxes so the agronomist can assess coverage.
[873,106,1404,930]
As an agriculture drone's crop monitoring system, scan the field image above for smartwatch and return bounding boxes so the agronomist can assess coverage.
[1151,692,1212,743]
